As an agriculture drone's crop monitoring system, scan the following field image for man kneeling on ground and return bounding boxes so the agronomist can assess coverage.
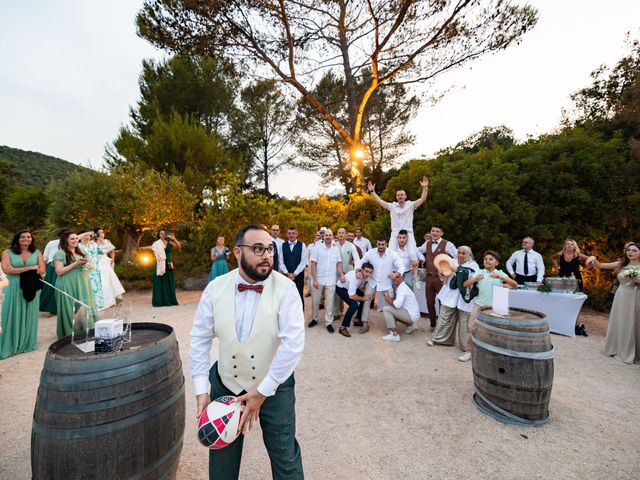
[335,262,375,337]
[381,272,420,342]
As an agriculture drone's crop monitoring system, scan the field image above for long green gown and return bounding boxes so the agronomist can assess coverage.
[208,246,229,282]
[53,250,97,339]
[0,250,41,359]
[152,242,178,307]
[39,262,57,314]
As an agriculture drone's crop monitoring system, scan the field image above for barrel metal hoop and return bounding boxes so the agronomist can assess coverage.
[474,387,548,427]
[472,337,555,360]
[32,383,185,439]
[39,349,178,391]
[475,319,550,337]
[37,368,184,414]
[477,313,549,327]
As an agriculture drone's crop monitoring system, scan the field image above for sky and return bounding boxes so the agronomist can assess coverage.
[1,1,639,198]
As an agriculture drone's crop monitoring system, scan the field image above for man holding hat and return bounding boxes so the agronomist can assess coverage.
[418,225,457,329]
[190,224,305,479]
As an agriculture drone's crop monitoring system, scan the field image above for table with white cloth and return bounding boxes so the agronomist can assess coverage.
[508,289,588,337]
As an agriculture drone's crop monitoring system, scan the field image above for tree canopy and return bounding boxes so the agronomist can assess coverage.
[136,0,538,186]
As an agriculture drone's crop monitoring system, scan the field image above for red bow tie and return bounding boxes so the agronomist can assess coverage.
[238,283,264,294]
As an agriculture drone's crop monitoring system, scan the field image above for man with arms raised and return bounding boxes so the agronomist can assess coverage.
[190,225,305,479]
[367,177,429,286]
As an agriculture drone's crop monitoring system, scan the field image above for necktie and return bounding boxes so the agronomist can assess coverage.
[238,283,263,293]
[523,251,529,275]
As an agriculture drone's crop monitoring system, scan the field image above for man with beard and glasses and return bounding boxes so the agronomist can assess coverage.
[190,225,305,480]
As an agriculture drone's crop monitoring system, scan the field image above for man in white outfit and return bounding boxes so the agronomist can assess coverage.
[381,272,421,342]
[352,227,372,255]
[333,228,360,320]
[309,229,345,333]
[367,176,429,286]
[392,229,425,290]
[356,238,405,334]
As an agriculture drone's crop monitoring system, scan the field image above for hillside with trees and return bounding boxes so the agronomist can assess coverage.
[0,145,90,188]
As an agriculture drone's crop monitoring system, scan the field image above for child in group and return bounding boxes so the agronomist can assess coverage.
[459,250,517,362]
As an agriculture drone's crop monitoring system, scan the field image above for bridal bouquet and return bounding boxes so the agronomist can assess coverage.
[622,266,640,278]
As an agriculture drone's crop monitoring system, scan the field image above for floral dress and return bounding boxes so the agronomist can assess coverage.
[80,242,104,310]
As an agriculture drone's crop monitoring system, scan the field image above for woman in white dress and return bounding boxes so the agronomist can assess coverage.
[94,228,125,309]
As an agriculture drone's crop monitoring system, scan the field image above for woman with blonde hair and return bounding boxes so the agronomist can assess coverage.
[551,239,595,288]
[551,239,595,336]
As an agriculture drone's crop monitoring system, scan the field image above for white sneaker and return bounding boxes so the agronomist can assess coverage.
[426,340,434,347]
[405,323,418,335]
[458,352,472,362]
[382,331,401,342]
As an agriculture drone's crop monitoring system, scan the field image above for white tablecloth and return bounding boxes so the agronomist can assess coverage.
[508,289,588,337]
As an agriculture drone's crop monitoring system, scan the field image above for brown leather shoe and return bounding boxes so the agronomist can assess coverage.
[359,323,370,334]
[339,327,351,337]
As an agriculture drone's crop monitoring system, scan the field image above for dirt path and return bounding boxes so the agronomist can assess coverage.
[1,290,638,479]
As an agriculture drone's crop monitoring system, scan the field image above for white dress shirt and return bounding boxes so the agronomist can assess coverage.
[43,239,60,263]
[190,272,305,397]
[336,240,360,274]
[386,199,416,232]
[353,237,372,254]
[437,260,480,313]
[271,237,285,270]
[310,243,342,286]
[357,248,404,291]
[506,249,545,282]
[280,240,308,276]
[418,239,458,258]
[336,269,366,296]
[393,245,425,272]
[393,282,420,321]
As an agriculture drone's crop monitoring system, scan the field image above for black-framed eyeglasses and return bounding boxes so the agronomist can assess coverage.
[237,244,274,256]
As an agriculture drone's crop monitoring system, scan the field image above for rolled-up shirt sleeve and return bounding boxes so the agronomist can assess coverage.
[257,282,305,396]
[190,283,216,396]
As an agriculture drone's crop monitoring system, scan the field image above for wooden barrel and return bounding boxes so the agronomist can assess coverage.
[472,307,554,426]
[31,323,185,480]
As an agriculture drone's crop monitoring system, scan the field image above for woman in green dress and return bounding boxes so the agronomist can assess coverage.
[151,230,181,307]
[0,230,46,359]
[208,235,230,282]
[53,231,97,339]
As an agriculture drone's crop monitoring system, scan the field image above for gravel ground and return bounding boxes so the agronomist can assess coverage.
[1,290,638,480]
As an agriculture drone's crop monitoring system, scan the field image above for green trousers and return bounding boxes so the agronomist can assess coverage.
[208,364,304,480]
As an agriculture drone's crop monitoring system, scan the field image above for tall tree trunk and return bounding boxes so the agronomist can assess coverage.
[263,144,270,197]
[120,229,141,264]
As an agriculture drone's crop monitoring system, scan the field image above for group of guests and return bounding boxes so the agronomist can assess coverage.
[246,176,639,365]
[0,228,125,359]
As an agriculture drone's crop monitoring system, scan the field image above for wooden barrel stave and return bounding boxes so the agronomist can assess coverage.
[31,323,185,480]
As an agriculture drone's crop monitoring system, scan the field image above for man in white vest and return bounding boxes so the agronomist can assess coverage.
[190,224,305,479]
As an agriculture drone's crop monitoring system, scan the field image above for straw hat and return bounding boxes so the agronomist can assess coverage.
[433,253,455,277]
